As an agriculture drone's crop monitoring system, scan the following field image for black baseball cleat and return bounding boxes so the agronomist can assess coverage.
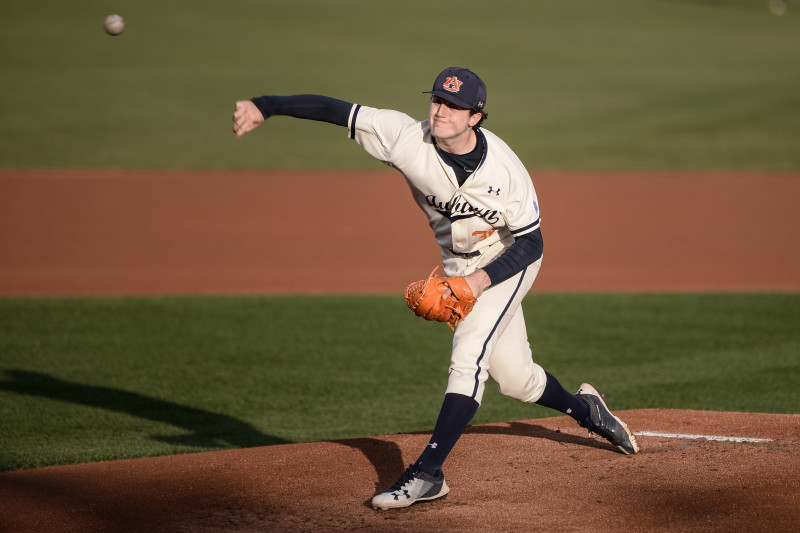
[576,382,639,455]
[371,464,449,510]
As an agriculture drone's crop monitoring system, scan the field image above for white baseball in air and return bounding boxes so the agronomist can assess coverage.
[104,14,125,36]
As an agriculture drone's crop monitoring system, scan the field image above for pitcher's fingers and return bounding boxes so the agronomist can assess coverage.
[235,122,254,139]
[233,101,250,121]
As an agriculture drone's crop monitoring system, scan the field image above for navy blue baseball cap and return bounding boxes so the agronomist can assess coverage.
[423,67,487,111]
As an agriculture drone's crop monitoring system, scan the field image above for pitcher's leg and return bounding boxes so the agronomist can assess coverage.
[486,310,547,403]
[413,267,535,479]
[488,310,589,418]
[414,392,479,476]
[445,263,539,404]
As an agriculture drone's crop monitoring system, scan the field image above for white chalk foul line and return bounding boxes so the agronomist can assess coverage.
[634,431,772,443]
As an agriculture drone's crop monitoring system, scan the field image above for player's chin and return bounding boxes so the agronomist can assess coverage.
[430,124,454,140]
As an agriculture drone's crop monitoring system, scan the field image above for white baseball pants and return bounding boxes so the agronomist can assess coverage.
[444,258,546,405]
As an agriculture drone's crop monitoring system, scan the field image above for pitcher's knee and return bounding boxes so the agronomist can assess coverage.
[496,382,536,402]
[495,363,547,403]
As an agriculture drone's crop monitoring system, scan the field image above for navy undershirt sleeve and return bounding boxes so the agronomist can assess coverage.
[481,227,543,285]
[251,95,352,127]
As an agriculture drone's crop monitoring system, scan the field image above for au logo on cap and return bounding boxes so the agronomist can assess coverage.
[442,76,463,93]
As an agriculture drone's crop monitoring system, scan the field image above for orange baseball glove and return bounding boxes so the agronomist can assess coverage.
[404,266,477,330]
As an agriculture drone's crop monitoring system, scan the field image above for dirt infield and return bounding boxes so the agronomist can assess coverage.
[1,170,799,532]
[1,410,798,532]
[2,169,799,294]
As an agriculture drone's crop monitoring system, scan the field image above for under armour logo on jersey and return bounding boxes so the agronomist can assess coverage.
[488,186,501,196]
[442,76,463,93]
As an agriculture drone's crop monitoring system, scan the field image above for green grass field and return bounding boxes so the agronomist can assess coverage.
[2,294,798,471]
[1,0,799,170]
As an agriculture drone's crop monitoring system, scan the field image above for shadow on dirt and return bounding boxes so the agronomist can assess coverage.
[334,418,615,508]
[334,437,405,509]
[464,420,613,452]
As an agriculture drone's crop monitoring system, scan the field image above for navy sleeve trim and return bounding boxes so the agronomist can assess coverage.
[251,95,353,127]
[348,105,362,139]
[510,218,540,235]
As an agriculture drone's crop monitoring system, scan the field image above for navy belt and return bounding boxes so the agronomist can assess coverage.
[449,249,481,258]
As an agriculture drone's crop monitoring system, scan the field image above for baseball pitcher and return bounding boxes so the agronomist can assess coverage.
[233,67,639,510]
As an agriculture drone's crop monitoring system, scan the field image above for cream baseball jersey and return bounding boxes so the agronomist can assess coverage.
[347,106,541,258]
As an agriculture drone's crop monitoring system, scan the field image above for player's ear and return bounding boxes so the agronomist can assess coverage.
[469,112,483,127]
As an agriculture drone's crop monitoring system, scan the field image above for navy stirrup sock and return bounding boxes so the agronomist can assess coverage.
[415,393,479,476]
[535,372,589,422]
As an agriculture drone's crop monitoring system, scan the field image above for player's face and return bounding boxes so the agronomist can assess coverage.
[428,96,481,149]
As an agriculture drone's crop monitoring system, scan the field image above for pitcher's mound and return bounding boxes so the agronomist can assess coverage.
[1,409,798,532]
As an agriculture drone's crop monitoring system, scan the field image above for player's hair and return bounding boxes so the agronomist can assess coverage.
[471,110,488,130]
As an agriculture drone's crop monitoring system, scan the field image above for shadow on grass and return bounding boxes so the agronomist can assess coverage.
[0,369,289,451]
